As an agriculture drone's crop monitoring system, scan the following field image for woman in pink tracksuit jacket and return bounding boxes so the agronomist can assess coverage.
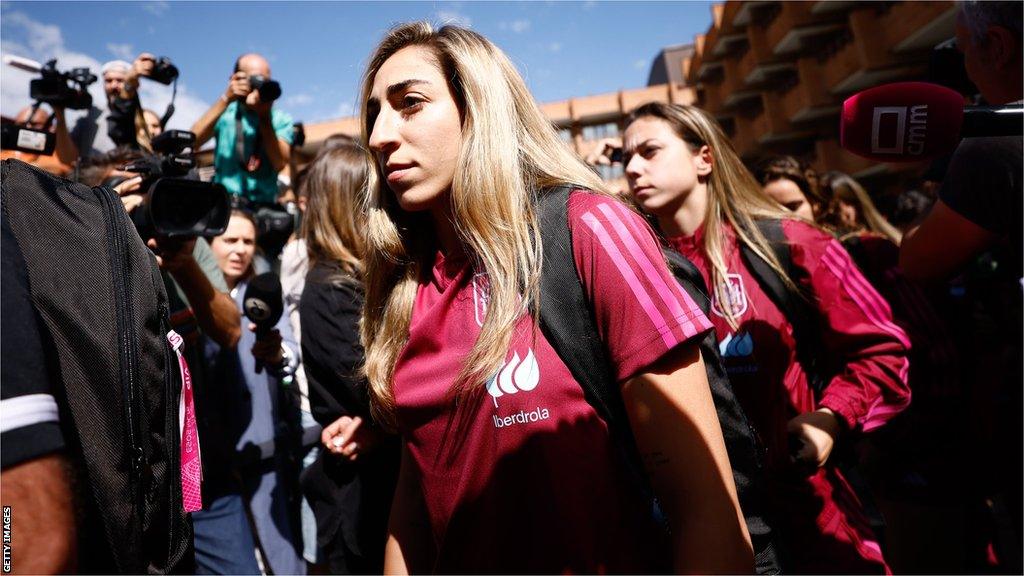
[621,102,911,574]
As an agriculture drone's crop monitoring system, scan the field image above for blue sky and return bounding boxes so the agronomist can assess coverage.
[2,0,713,131]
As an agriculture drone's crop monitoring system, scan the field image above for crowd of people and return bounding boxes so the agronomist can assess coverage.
[1,1,1021,574]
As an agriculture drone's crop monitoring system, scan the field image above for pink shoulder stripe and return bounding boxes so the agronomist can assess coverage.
[823,243,911,351]
[604,201,713,337]
[596,202,697,327]
[581,211,681,348]
[821,244,911,430]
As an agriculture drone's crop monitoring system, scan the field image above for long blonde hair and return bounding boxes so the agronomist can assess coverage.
[821,171,903,245]
[359,22,607,428]
[301,141,369,279]
[625,102,800,330]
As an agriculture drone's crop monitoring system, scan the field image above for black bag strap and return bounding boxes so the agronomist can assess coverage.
[535,186,652,496]
[739,218,827,395]
[662,247,712,314]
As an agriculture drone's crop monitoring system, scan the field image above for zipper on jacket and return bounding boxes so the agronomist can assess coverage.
[96,187,145,509]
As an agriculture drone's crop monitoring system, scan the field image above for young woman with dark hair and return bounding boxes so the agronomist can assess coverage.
[622,102,911,574]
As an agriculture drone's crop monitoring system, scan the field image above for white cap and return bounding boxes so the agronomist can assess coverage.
[101,60,131,75]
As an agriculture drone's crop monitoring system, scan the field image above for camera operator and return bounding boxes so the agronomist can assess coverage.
[191,53,293,207]
[81,147,241,350]
[0,103,79,176]
[70,54,169,158]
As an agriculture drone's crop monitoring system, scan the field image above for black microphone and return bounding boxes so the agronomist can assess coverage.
[243,272,283,373]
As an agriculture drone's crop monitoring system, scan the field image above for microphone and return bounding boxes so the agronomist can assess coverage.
[840,81,1023,162]
[3,55,44,74]
[243,272,283,373]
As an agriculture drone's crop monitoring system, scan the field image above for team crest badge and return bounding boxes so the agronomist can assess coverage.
[711,273,748,318]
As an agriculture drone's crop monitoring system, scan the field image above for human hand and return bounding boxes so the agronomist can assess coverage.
[247,88,272,118]
[121,193,144,214]
[321,415,379,462]
[113,175,143,197]
[225,71,251,102]
[248,323,284,366]
[787,408,841,472]
[583,137,623,166]
[146,236,196,274]
[133,53,156,78]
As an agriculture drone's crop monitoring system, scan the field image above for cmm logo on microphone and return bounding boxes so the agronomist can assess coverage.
[871,105,928,156]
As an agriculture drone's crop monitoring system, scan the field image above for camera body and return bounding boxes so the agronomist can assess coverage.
[249,74,282,103]
[29,59,96,110]
[148,56,179,85]
[1,123,56,156]
[122,130,230,240]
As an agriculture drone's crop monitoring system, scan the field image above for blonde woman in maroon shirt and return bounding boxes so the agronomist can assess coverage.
[340,22,753,574]
[622,102,910,574]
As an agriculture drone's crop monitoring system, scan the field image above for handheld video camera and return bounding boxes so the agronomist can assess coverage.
[121,130,230,240]
[249,74,282,103]
[1,118,56,156]
[1,56,97,156]
[30,59,97,110]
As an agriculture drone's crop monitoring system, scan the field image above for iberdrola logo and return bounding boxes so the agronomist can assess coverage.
[486,349,540,408]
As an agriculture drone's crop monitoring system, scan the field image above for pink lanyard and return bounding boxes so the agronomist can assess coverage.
[167,330,203,513]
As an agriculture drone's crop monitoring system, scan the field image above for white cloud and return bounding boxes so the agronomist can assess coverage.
[1,11,209,153]
[435,10,472,28]
[2,12,62,56]
[141,0,169,16]
[634,59,648,70]
[283,93,313,108]
[548,42,562,53]
[499,19,531,33]
[106,42,134,61]
[335,100,355,119]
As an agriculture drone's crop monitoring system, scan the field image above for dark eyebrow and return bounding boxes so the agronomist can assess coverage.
[367,79,431,110]
[387,79,431,99]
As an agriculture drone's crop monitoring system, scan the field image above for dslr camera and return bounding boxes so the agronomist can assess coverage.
[147,56,179,85]
[121,130,230,240]
[249,74,281,103]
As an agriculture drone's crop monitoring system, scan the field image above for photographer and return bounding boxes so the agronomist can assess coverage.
[1,103,79,176]
[71,54,172,157]
[191,53,293,207]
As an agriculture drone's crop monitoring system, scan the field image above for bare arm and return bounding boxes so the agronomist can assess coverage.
[51,107,79,167]
[622,341,753,574]
[192,71,251,148]
[899,199,997,281]
[255,104,290,174]
[191,95,230,149]
[383,444,434,575]
[1,454,77,574]
[148,238,241,349]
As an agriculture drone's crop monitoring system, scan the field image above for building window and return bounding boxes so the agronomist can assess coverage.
[581,121,619,141]
[558,128,573,143]
[597,164,624,181]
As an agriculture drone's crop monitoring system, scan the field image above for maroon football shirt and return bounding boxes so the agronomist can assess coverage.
[392,192,712,573]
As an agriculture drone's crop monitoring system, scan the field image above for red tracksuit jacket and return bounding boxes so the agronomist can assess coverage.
[671,218,911,575]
